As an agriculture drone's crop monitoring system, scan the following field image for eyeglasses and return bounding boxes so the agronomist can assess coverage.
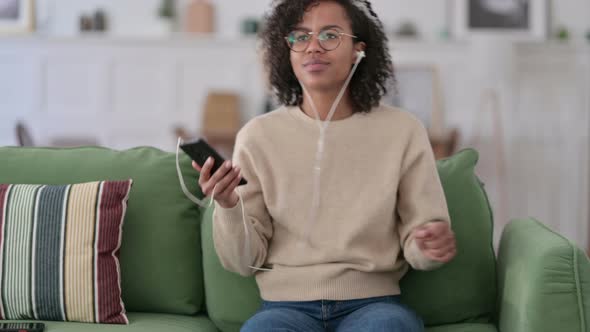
[285,28,358,52]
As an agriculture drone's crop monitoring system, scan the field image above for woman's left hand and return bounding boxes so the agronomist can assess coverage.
[412,222,456,263]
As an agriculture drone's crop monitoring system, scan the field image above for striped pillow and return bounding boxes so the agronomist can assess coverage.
[0,180,132,324]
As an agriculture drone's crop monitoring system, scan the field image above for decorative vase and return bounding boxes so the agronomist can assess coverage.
[185,0,214,34]
[241,17,259,35]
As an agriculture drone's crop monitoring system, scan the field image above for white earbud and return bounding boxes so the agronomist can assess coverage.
[357,50,366,59]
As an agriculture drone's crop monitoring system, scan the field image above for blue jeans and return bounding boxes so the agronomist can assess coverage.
[240,295,424,332]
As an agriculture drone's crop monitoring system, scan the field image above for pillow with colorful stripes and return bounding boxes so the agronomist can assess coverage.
[0,180,132,324]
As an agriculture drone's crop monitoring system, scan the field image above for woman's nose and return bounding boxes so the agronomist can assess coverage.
[306,35,323,54]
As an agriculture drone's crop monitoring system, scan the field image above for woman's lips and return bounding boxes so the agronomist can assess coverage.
[304,59,330,72]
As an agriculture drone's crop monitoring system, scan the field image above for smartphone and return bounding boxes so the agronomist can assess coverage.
[0,322,44,332]
[180,138,247,186]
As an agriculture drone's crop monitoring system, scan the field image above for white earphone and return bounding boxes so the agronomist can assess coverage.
[357,50,366,59]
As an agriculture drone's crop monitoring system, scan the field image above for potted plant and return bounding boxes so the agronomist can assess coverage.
[155,0,177,35]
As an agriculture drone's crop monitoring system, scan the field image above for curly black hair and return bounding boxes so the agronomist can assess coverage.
[260,0,394,113]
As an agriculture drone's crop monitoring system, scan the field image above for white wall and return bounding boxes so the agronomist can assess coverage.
[35,0,589,40]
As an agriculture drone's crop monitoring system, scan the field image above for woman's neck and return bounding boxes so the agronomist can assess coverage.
[300,89,354,121]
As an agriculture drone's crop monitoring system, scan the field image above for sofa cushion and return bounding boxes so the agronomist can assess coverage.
[201,206,260,332]
[497,218,590,332]
[201,148,497,330]
[0,147,204,315]
[3,313,218,332]
[399,149,497,325]
[0,181,131,324]
[426,323,497,332]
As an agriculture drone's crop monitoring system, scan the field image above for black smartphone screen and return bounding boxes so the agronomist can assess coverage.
[180,138,248,186]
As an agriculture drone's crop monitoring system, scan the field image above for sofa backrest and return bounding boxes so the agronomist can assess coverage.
[399,149,497,325]
[0,146,204,315]
[201,149,498,331]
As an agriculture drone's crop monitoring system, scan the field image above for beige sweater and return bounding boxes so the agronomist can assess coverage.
[213,104,451,301]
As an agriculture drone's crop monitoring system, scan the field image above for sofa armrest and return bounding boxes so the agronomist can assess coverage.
[497,218,589,332]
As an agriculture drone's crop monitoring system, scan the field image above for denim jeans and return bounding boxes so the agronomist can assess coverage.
[240,295,424,332]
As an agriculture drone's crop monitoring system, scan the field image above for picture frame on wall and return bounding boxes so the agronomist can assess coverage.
[0,0,35,34]
[384,64,445,137]
[453,0,547,40]
[383,64,459,159]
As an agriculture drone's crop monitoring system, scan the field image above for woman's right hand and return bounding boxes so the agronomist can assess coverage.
[193,157,242,209]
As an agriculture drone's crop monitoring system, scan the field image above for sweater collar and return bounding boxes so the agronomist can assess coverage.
[285,106,364,129]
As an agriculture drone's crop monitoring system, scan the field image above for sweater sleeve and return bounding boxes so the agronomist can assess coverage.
[396,119,451,271]
[212,129,273,277]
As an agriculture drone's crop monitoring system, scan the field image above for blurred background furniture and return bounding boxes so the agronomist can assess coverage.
[174,91,241,159]
[15,121,98,148]
[201,92,241,158]
[15,122,34,147]
[430,128,460,160]
[50,137,99,147]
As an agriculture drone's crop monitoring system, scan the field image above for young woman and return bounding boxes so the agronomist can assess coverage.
[194,1,456,331]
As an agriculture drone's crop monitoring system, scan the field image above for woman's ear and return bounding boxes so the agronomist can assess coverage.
[353,42,367,62]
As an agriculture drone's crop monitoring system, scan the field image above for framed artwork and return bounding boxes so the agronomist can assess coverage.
[453,0,547,40]
[384,64,445,137]
[0,0,35,34]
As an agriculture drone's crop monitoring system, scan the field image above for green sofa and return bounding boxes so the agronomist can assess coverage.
[0,146,587,332]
